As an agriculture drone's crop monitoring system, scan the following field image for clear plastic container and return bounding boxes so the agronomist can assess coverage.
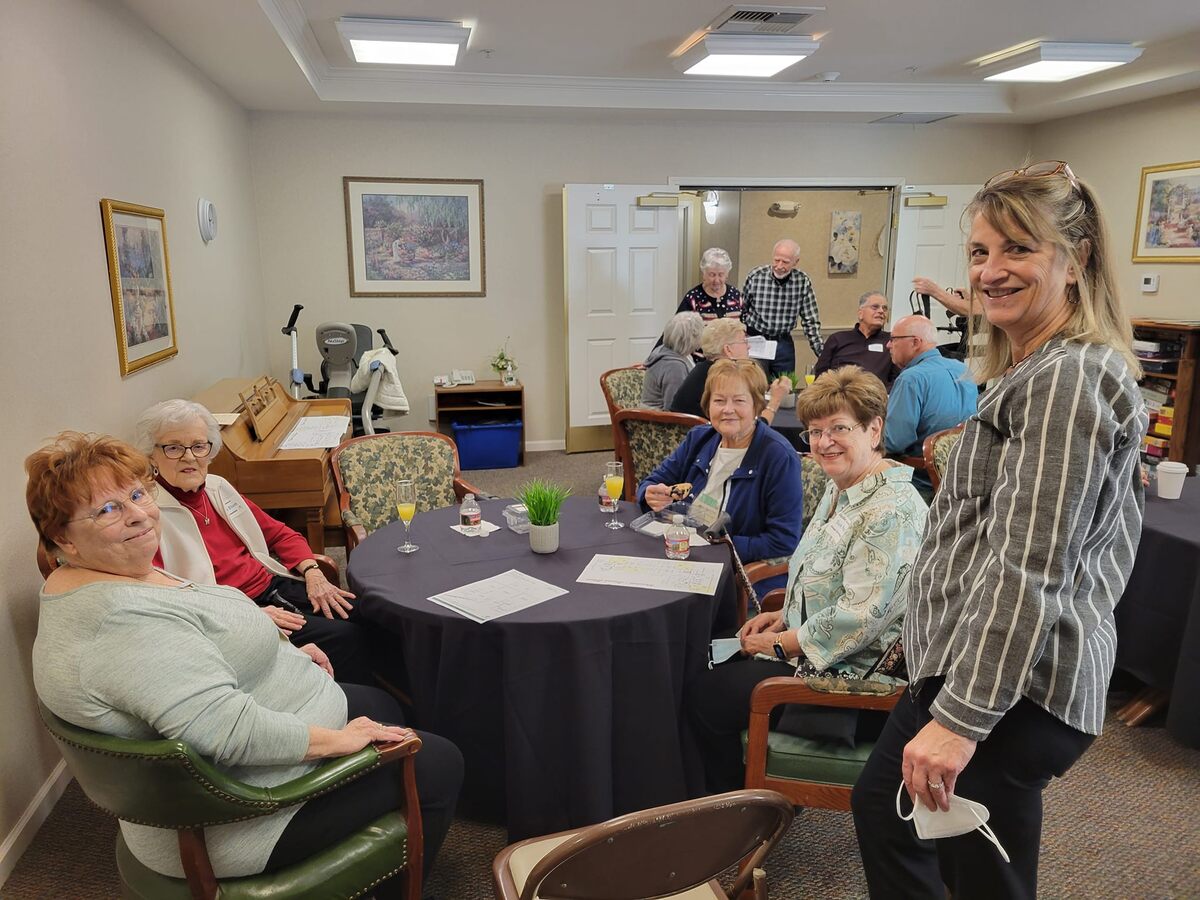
[664,514,690,560]
[502,503,530,534]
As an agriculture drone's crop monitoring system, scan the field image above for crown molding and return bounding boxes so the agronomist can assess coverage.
[258,0,1010,116]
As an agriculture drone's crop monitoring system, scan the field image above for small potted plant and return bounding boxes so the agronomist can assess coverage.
[490,338,518,386]
[517,479,572,553]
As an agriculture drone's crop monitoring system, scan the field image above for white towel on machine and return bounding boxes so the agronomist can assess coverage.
[351,348,410,412]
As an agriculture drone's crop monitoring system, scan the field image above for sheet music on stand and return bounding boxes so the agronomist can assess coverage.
[277,415,351,450]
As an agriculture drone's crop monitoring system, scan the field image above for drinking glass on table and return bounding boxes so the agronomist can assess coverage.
[395,479,418,553]
[604,461,625,530]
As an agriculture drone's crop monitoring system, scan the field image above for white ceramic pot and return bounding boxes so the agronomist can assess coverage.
[529,522,560,554]
[779,392,797,409]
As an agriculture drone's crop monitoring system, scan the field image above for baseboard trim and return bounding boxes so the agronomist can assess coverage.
[0,760,70,889]
[526,439,567,452]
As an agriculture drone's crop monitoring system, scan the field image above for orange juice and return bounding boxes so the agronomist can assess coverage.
[397,502,416,524]
[604,475,624,500]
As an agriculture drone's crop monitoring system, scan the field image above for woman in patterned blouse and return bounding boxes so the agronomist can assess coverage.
[688,366,927,792]
[678,247,744,322]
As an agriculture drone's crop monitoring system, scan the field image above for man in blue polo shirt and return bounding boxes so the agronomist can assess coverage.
[884,315,977,495]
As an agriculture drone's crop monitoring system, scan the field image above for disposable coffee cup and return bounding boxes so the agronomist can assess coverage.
[1156,461,1189,500]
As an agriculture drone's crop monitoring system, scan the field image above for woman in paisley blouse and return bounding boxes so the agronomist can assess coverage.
[688,366,927,792]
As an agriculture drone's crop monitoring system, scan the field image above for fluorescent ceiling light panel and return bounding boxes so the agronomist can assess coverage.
[336,17,470,67]
[676,34,819,78]
[980,42,1142,83]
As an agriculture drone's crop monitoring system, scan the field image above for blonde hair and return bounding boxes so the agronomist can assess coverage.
[964,171,1140,382]
[700,318,747,360]
[702,358,768,418]
[794,366,888,452]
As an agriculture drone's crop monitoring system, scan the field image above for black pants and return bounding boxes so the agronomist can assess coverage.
[267,684,463,879]
[851,678,1094,899]
[257,575,375,685]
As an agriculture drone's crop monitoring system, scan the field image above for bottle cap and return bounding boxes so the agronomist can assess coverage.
[672,514,684,524]
[464,493,474,501]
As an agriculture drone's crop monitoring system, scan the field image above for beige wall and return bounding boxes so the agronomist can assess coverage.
[251,114,1030,443]
[0,0,267,876]
[1031,90,1200,320]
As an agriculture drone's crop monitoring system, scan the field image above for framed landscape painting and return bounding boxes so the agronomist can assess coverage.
[100,198,178,375]
[344,177,486,296]
[1132,160,1200,263]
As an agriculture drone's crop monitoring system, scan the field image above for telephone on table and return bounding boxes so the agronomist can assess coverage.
[433,370,477,387]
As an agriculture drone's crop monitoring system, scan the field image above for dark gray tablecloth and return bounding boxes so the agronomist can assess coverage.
[1115,484,1200,747]
[348,496,735,840]
[769,405,806,451]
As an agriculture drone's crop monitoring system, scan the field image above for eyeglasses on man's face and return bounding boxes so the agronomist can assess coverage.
[804,422,862,444]
[156,441,214,460]
[887,335,920,347]
[70,485,157,528]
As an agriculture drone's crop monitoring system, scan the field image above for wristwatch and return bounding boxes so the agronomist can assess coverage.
[298,562,320,576]
[773,633,789,661]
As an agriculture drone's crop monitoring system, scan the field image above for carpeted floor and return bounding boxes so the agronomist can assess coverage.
[8,452,1200,897]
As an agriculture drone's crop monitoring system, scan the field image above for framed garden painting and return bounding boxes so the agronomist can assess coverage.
[343,177,486,296]
[1132,160,1200,263]
[100,198,178,375]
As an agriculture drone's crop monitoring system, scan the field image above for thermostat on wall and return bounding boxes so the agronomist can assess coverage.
[197,197,218,243]
[1141,273,1159,294]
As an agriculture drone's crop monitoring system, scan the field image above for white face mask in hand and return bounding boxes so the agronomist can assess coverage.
[894,783,1011,863]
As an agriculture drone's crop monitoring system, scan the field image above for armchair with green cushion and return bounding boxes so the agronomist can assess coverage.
[599,366,646,419]
[799,455,830,529]
[612,407,707,501]
[38,701,424,900]
[331,431,483,552]
[923,422,966,493]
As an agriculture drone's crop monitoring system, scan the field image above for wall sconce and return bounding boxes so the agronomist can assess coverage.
[703,191,720,224]
[768,201,799,218]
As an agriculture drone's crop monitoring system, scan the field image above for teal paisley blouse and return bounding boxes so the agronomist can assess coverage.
[779,464,928,676]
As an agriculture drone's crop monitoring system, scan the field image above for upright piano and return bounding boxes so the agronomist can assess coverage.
[191,377,351,553]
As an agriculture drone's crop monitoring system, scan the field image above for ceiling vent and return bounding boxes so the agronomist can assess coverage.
[871,113,957,125]
[706,5,825,35]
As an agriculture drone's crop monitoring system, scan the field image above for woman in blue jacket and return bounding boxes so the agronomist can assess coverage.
[638,358,803,596]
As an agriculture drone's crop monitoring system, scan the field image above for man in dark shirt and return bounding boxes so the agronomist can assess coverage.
[812,291,897,386]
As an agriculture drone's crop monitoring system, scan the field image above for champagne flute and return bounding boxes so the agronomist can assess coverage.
[395,480,418,553]
[604,461,625,530]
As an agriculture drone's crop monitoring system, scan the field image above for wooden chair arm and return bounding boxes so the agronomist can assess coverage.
[454,476,485,501]
[760,588,786,614]
[310,554,340,586]
[897,455,927,472]
[749,676,905,715]
[744,559,789,586]
[345,523,367,553]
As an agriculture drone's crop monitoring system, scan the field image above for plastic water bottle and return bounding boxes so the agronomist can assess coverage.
[664,515,690,560]
[460,493,481,535]
[598,480,616,513]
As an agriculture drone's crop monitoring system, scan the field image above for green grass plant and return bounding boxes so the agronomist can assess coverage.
[516,479,572,526]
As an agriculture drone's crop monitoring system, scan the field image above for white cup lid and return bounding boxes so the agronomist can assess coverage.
[1157,461,1190,473]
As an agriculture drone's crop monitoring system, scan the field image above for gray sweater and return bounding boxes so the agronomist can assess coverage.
[33,579,347,877]
[640,345,695,409]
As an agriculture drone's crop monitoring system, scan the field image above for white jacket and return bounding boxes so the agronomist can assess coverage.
[156,474,295,587]
[351,348,409,412]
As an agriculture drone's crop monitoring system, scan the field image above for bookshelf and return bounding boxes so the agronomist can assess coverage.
[1132,319,1200,470]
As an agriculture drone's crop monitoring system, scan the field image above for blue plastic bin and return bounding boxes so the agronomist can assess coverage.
[452,420,522,470]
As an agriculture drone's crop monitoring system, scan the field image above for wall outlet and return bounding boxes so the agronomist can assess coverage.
[1141,273,1159,294]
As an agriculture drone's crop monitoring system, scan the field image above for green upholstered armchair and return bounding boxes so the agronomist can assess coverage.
[922,422,966,493]
[599,366,646,418]
[331,431,483,552]
[799,455,830,529]
[38,702,423,900]
[493,789,794,900]
[611,407,707,501]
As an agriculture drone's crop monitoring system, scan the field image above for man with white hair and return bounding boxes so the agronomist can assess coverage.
[740,239,822,377]
[884,314,978,493]
[813,291,898,386]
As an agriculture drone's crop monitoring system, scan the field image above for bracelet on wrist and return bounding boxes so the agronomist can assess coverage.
[299,564,319,577]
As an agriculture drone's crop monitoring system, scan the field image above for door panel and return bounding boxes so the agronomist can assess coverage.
[892,185,979,329]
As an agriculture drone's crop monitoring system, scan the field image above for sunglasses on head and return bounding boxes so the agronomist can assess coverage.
[984,160,1078,190]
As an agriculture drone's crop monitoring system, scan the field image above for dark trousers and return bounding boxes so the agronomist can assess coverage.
[745,326,796,379]
[258,575,375,685]
[851,678,1094,899]
[267,684,463,879]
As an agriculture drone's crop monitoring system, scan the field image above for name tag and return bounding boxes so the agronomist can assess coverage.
[868,343,884,352]
[223,498,242,516]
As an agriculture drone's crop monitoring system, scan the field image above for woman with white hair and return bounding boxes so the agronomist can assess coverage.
[641,311,705,409]
[134,399,373,684]
[680,247,744,322]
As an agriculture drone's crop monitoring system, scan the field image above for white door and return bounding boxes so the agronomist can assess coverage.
[891,185,980,330]
[564,184,680,451]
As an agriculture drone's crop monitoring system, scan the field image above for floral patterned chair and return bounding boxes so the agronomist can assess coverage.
[800,455,830,529]
[922,422,966,493]
[600,366,647,461]
[611,407,708,501]
[331,431,483,552]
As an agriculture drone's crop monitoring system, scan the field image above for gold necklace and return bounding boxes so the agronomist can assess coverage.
[193,491,212,526]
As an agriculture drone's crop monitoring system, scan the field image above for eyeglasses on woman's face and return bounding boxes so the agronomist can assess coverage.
[155,441,214,460]
[804,422,862,444]
[70,485,157,528]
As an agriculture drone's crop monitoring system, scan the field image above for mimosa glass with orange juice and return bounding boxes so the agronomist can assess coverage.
[604,461,624,529]
[395,480,418,553]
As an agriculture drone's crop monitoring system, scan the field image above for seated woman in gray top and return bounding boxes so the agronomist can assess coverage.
[26,432,462,881]
[640,311,704,409]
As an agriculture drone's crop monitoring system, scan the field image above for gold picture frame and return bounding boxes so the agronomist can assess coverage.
[343,177,486,296]
[1132,160,1200,263]
[100,199,178,375]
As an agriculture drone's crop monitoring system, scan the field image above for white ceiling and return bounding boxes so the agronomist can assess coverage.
[118,0,1200,123]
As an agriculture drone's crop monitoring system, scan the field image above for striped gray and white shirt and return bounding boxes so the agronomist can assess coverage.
[904,338,1147,739]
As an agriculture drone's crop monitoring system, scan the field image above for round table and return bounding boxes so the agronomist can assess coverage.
[348,495,736,840]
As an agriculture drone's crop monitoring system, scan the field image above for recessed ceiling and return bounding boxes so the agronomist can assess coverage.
[117,0,1200,123]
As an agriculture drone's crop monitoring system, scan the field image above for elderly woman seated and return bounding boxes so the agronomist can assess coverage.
[135,399,373,684]
[641,311,704,409]
[26,432,462,879]
[639,358,802,597]
[688,366,927,792]
[669,318,792,423]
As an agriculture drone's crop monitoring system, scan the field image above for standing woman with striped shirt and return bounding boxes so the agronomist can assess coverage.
[852,162,1147,899]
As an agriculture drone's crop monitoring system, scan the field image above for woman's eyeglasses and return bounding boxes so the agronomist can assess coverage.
[804,422,862,444]
[71,486,157,528]
[156,441,214,460]
[985,160,1078,190]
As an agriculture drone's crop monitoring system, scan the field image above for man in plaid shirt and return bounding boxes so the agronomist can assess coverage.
[741,239,823,377]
